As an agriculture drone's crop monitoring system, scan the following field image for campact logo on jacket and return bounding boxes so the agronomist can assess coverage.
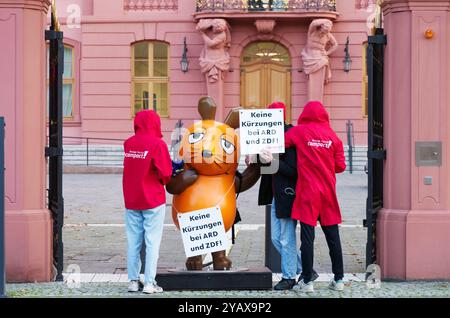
[285,101,346,227]
[123,110,172,210]
[124,150,149,159]
[307,139,332,149]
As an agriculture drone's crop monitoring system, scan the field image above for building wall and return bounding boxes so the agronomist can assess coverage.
[52,0,373,145]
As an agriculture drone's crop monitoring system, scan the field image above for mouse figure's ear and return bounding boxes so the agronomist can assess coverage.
[224,107,242,129]
[198,96,217,120]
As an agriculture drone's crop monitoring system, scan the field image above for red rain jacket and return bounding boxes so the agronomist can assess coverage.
[285,101,346,226]
[123,110,172,210]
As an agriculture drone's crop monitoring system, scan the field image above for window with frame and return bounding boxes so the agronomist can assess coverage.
[132,41,169,117]
[46,45,75,119]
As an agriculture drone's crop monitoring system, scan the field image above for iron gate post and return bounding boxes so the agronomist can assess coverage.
[86,138,89,166]
[0,117,5,297]
[365,28,387,269]
[346,120,353,174]
[45,16,65,281]
[265,204,281,272]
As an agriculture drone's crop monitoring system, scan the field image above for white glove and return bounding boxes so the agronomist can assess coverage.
[259,149,274,164]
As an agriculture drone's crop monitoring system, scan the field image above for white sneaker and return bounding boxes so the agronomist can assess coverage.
[293,279,314,293]
[142,283,163,294]
[328,279,345,291]
[128,280,139,293]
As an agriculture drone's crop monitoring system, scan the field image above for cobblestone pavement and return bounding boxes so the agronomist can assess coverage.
[5,280,450,298]
[62,171,368,274]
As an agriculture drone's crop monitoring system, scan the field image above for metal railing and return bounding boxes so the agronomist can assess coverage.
[196,0,337,12]
[63,136,125,166]
[346,119,355,174]
[265,205,281,272]
[1,117,5,297]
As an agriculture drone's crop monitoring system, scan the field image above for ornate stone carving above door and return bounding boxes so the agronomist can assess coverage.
[255,19,276,40]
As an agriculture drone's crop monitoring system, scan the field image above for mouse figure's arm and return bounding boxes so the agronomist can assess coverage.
[235,163,261,193]
[222,107,261,193]
[166,169,199,195]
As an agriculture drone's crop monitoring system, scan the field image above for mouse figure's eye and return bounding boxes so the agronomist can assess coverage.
[221,138,235,155]
[188,132,204,144]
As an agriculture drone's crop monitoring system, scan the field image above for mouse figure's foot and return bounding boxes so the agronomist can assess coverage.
[212,250,232,270]
[186,256,203,270]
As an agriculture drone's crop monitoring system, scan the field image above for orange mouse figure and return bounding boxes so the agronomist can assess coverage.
[167,97,260,271]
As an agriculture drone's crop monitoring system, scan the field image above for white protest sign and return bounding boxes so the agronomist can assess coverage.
[239,109,285,155]
[178,207,228,258]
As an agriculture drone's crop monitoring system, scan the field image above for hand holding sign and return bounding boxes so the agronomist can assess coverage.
[259,148,274,164]
[239,109,285,155]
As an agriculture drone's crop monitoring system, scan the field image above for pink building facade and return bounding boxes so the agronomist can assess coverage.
[3,0,450,283]
[54,0,374,145]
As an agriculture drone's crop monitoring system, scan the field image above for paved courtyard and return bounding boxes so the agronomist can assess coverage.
[5,170,450,298]
[6,280,450,298]
[61,171,368,275]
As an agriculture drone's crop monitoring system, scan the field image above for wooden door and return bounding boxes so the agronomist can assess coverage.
[267,63,291,122]
[241,62,291,122]
[241,63,265,109]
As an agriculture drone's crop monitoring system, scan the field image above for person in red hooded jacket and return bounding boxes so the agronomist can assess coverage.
[285,101,346,293]
[122,110,172,294]
[255,101,318,290]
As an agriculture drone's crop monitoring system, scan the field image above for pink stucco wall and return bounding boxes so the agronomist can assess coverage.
[0,0,53,282]
[51,0,372,145]
[378,0,450,280]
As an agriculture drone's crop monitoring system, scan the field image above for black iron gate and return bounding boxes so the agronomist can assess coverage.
[45,8,64,281]
[1,117,5,297]
[364,28,387,268]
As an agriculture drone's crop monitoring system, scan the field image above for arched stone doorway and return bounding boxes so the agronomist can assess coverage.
[240,41,292,123]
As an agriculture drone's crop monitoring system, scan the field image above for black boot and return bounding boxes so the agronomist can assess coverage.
[298,269,319,284]
[274,278,296,291]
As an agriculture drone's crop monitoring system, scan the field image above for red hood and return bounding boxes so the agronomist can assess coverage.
[134,110,163,138]
[268,101,286,121]
[298,101,330,126]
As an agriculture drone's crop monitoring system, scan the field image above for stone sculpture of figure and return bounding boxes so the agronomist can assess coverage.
[301,19,338,101]
[302,19,338,84]
[197,19,231,83]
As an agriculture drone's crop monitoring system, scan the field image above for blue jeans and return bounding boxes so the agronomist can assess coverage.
[271,199,302,279]
[125,205,165,285]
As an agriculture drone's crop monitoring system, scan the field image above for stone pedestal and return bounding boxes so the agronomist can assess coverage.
[307,68,326,102]
[206,79,225,122]
[156,267,272,291]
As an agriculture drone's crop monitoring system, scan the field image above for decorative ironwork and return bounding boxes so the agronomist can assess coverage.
[180,37,189,73]
[365,28,386,269]
[196,0,336,12]
[50,0,61,31]
[343,36,352,72]
[241,42,291,65]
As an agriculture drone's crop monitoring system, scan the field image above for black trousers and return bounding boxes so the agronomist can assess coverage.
[300,222,344,283]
